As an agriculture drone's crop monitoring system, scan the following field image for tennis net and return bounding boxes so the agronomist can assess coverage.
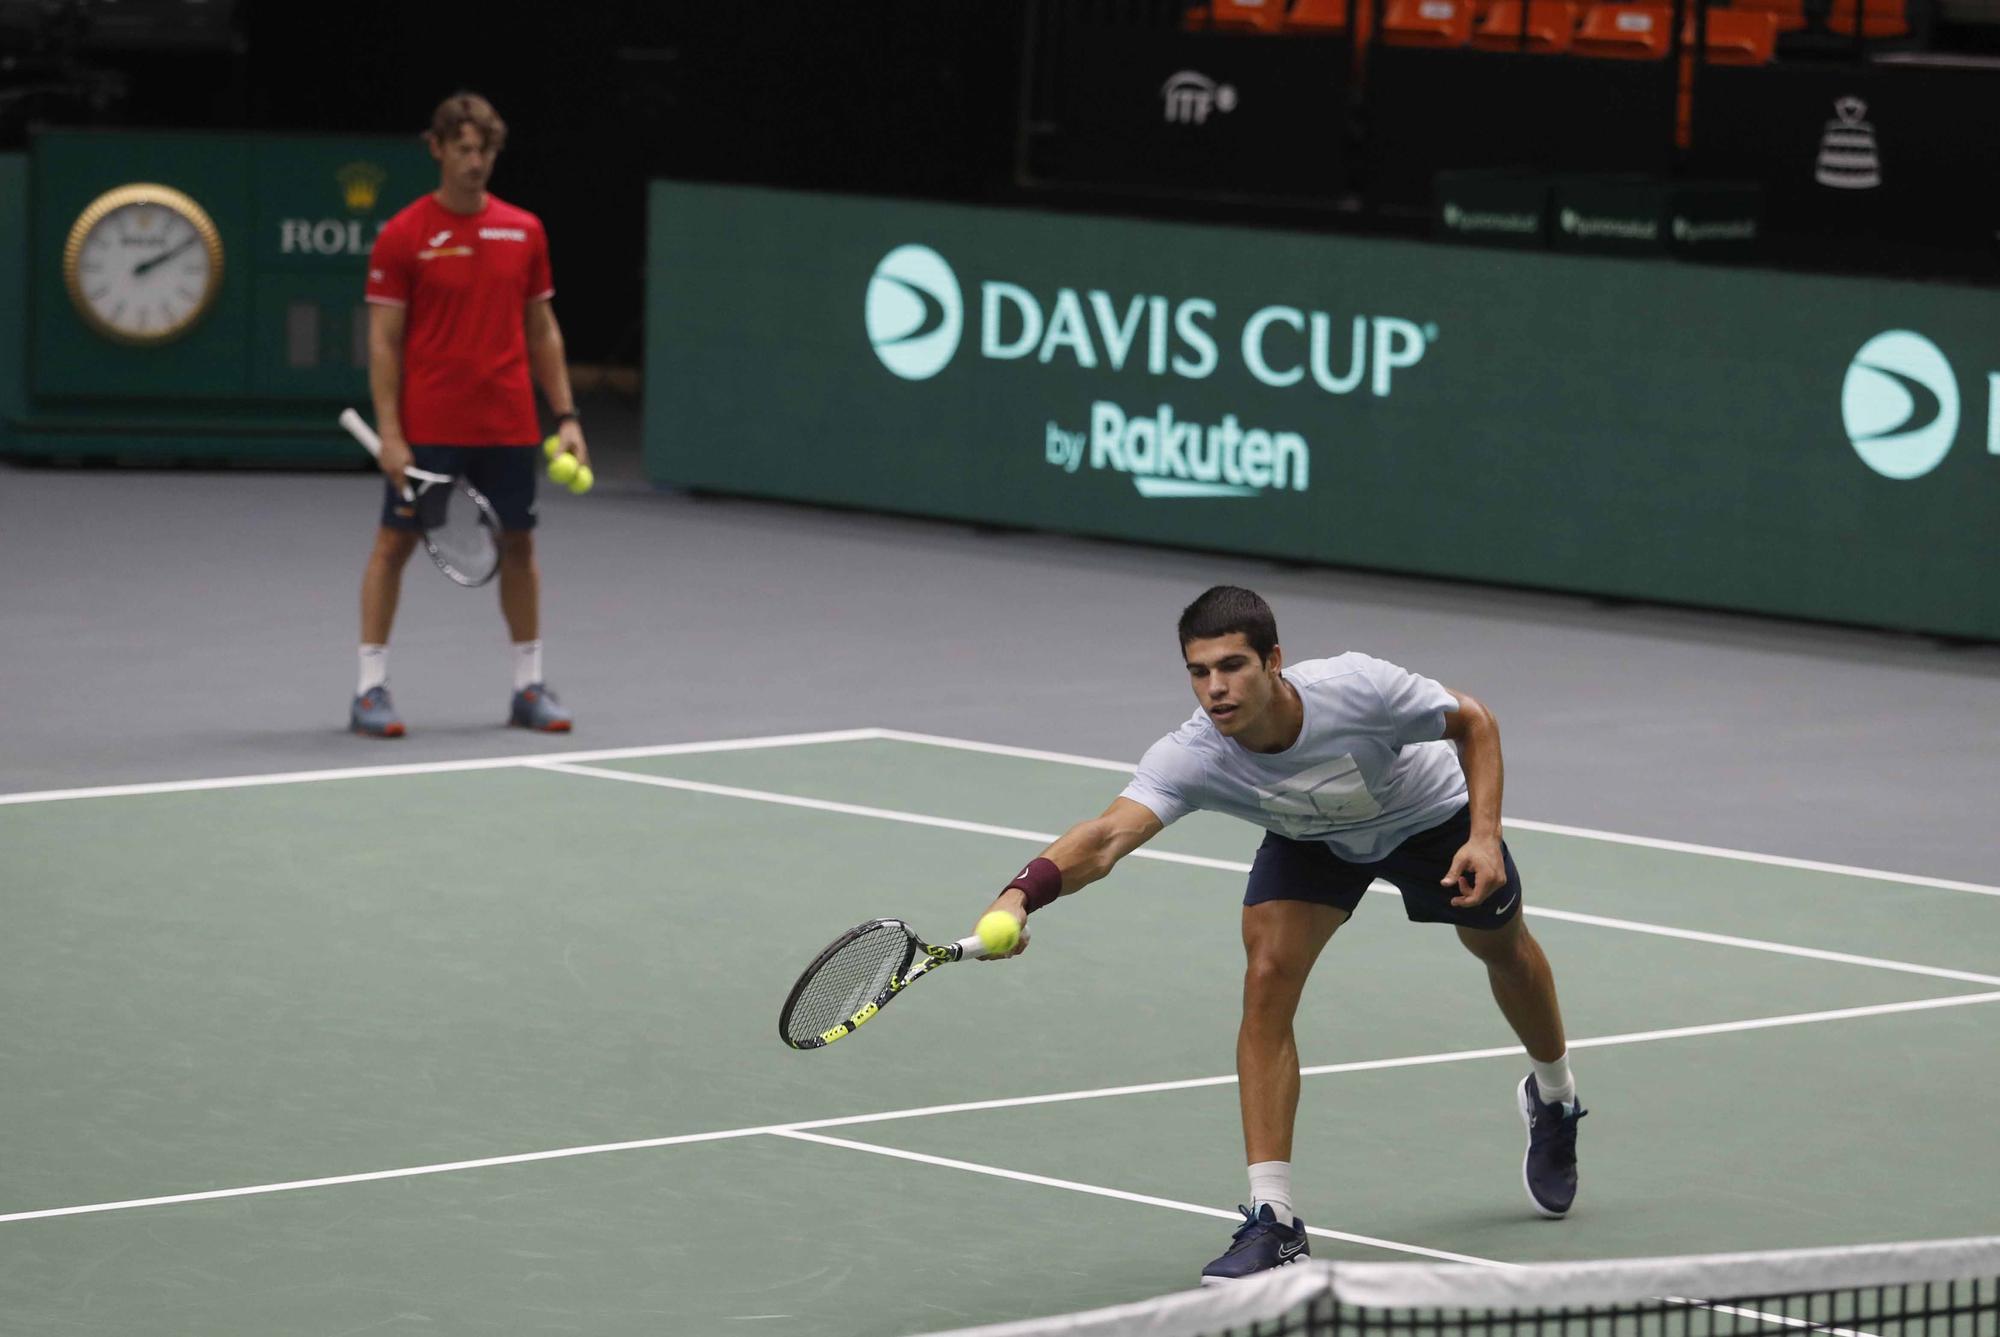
[917,1236,2000,1337]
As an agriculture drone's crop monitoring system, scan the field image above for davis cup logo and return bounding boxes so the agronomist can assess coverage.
[1841,330,1958,480]
[865,244,962,381]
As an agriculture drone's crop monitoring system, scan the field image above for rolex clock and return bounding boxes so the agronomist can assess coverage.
[63,183,226,346]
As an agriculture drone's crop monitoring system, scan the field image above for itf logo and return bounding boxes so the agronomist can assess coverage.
[1161,71,1236,125]
[865,244,962,381]
[1841,330,1959,480]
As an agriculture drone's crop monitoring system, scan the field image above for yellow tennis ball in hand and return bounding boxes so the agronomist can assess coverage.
[566,464,594,496]
[976,910,1021,957]
[543,434,562,460]
[547,452,579,486]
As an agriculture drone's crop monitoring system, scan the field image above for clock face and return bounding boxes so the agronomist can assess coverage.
[64,185,225,346]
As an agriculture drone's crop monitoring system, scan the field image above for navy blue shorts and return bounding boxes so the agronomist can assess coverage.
[1242,805,1523,930]
[380,444,539,532]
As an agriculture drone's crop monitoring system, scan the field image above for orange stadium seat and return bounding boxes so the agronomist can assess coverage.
[1472,0,1580,51]
[1729,0,1808,33]
[1574,4,1674,57]
[1826,0,1911,36]
[1382,0,1477,45]
[1688,8,1778,62]
[1287,0,1372,34]
[1187,0,1287,31]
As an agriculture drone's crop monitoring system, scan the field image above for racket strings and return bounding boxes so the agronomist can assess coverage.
[784,925,910,1043]
[419,481,501,585]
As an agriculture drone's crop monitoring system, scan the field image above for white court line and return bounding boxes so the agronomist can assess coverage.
[787,991,2000,1127]
[1524,907,2000,987]
[770,1130,1505,1267]
[0,728,884,806]
[0,1123,797,1224]
[534,760,1065,846]
[871,729,2000,898]
[774,1135,1880,1337]
[9,990,1994,1228]
[538,762,2000,988]
[11,722,1992,900]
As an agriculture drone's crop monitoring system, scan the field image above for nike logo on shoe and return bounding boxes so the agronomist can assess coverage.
[1276,1239,1307,1260]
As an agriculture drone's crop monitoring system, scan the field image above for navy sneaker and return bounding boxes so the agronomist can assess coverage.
[350,685,405,738]
[1519,1074,1587,1218]
[1200,1203,1310,1286]
[509,683,572,732]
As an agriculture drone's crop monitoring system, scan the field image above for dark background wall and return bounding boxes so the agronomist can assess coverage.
[1,0,1027,363]
[7,0,1996,357]
[241,1,1027,364]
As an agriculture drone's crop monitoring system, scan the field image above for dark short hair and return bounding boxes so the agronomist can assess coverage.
[1177,585,1279,660]
[428,91,507,151]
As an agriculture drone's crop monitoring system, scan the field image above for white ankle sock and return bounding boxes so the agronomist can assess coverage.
[1532,1053,1576,1107]
[1248,1160,1295,1224]
[512,640,543,691]
[358,644,388,695]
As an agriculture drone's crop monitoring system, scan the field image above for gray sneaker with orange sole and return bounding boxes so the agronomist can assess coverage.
[351,685,405,738]
[509,683,572,732]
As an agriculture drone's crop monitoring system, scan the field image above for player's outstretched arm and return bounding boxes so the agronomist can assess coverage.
[973,797,1164,958]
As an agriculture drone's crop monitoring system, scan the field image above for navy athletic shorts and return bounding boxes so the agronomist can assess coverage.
[380,444,540,532]
[1242,804,1523,930]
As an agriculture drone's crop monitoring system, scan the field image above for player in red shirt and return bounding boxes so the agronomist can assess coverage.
[352,92,588,737]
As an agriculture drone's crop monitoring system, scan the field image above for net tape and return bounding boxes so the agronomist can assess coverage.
[917,1236,2000,1337]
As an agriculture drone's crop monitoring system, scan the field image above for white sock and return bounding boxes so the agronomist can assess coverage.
[512,640,543,691]
[358,644,388,695]
[1248,1160,1295,1225]
[1532,1052,1577,1108]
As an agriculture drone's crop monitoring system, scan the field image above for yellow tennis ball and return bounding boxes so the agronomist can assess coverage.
[566,464,594,496]
[547,452,579,486]
[976,910,1020,956]
[543,434,562,460]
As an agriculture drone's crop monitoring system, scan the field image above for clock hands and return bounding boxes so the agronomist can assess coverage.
[132,236,199,278]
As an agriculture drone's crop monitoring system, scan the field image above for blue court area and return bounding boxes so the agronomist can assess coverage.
[4,730,1997,1335]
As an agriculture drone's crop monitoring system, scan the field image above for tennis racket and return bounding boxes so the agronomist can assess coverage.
[778,917,1026,1051]
[339,407,501,588]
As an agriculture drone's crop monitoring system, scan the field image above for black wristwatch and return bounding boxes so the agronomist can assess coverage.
[554,409,581,424]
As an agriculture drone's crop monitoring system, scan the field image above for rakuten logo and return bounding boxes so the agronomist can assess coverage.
[1045,402,1308,499]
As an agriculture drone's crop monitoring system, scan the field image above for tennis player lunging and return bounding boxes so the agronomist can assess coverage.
[975,586,1586,1284]
[351,91,587,738]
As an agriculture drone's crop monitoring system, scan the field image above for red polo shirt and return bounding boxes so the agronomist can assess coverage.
[365,193,553,446]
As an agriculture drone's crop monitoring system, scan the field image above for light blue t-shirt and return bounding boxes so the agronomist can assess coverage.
[1119,653,1468,862]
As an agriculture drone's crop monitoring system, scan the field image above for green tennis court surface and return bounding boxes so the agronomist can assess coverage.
[4,730,1997,1335]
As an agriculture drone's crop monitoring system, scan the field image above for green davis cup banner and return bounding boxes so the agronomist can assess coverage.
[645,181,2000,640]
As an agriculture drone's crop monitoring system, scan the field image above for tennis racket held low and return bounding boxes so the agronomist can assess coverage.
[777,918,1027,1051]
[339,407,503,588]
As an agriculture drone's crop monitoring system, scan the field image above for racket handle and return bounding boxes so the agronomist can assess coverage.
[339,407,382,458]
[342,409,422,502]
[957,925,1030,961]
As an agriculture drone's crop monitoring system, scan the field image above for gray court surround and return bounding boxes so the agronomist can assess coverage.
[3,413,1999,1335]
[2,399,1996,883]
